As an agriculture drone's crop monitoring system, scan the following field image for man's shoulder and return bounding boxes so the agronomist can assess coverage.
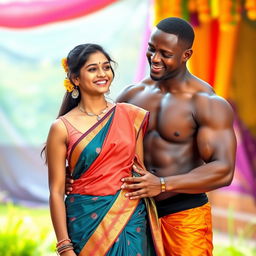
[192,78,229,106]
[194,92,234,127]
[116,77,153,103]
[191,75,215,96]
[191,76,225,104]
[189,75,234,124]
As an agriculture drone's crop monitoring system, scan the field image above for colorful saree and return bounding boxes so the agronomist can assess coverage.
[63,103,165,256]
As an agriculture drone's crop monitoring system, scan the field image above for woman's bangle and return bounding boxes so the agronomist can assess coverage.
[56,238,71,247]
[56,243,74,255]
[159,177,166,192]
[57,247,74,255]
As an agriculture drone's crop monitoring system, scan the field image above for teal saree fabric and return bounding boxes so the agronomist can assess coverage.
[66,193,148,255]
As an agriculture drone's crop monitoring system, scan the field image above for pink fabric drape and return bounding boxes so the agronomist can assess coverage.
[0,0,117,29]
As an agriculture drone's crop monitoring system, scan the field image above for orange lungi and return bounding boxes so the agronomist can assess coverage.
[160,202,213,256]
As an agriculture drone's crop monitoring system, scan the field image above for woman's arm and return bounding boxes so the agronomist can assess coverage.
[46,119,76,255]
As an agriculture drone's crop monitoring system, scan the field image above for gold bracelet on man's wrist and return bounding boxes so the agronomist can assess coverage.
[159,177,166,192]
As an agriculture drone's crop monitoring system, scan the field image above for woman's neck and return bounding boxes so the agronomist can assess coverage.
[79,95,108,114]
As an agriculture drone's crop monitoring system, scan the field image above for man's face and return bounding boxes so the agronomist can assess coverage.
[146,28,187,81]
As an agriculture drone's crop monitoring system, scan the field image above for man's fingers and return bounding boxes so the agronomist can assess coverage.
[66,177,74,184]
[65,186,73,192]
[121,176,143,183]
[125,190,147,199]
[121,183,142,190]
[133,165,146,175]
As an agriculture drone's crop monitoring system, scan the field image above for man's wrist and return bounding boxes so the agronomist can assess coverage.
[159,177,166,192]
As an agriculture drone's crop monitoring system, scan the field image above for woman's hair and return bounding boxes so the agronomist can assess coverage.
[41,43,115,158]
[58,43,115,117]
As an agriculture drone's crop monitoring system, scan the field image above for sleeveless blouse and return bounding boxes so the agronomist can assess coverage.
[59,116,82,160]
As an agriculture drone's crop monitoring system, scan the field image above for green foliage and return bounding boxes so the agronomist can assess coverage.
[0,204,55,256]
[214,244,256,256]
[213,206,256,256]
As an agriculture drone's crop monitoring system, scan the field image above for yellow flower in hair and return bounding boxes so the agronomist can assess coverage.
[61,58,69,73]
[64,78,74,92]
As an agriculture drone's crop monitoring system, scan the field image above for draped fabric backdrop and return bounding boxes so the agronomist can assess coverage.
[0,0,151,205]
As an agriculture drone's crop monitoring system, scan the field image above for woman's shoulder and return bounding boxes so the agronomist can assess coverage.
[47,118,68,145]
[49,118,67,134]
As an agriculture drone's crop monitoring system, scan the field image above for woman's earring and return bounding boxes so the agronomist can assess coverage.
[71,85,79,99]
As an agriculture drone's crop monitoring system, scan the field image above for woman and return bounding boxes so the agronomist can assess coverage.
[45,44,165,256]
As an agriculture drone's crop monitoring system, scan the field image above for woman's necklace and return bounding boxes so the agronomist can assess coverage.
[78,102,109,121]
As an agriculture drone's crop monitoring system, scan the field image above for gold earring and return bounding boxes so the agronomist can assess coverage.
[71,85,79,99]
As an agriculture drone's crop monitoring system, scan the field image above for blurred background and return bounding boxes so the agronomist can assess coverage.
[0,0,255,255]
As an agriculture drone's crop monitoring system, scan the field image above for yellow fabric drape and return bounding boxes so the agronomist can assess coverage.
[230,18,256,134]
[189,20,212,83]
[214,24,240,98]
[153,0,182,24]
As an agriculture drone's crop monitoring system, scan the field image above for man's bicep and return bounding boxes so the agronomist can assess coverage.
[197,126,236,163]
[197,99,236,164]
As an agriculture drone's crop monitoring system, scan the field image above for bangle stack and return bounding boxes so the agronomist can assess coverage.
[159,177,166,192]
[56,238,74,255]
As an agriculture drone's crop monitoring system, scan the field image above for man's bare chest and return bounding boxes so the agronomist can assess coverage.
[128,90,197,142]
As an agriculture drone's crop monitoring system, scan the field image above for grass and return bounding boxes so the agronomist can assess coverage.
[0,204,55,256]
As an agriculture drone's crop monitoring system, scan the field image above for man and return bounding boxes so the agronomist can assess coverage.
[118,17,236,256]
[67,18,236,255]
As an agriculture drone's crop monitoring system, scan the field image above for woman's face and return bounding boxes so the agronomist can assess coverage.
[74,51,113,96]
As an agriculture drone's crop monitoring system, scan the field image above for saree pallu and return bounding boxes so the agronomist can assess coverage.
[64,103,165,256]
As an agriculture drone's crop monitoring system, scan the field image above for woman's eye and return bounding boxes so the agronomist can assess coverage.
[104,65,111,70]
[88,68,97,72]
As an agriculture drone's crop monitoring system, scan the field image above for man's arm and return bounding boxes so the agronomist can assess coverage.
[164,96,236,193]
[122,95,237,199]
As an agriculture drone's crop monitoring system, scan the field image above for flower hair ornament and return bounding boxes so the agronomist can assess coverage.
[61,58,79,99]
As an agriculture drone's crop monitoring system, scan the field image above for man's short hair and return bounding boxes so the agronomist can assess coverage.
[156,17,195,48]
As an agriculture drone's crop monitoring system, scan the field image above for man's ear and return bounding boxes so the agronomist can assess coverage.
[183,49,193,62]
